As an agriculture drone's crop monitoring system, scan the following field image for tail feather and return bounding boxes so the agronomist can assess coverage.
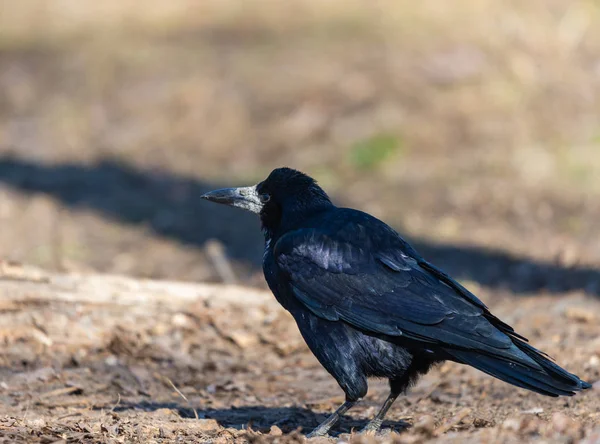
[446,340,590,397]
[515,340,592,390]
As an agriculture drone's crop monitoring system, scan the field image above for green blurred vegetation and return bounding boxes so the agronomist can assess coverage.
[350,134,404,171]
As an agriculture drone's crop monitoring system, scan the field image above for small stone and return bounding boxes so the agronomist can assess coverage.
[227,331,258,349]
[196,418,219,432]
[105,355,119,366]
[501,416,522,432]
[26,418,46,429]
[552,412,572,434]
[269,425,283,436]
[172,313,192,328]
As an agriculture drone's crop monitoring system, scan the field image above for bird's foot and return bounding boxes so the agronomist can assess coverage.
[306,428,330,439]
[359,418,383,434]
[305,399,356,439]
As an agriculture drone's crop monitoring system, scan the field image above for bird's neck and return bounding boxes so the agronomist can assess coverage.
[263,201,334,242]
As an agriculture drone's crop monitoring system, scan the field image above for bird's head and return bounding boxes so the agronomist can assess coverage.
[201,167,333,235]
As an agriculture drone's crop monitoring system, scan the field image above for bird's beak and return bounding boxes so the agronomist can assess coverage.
[201,185,263,214]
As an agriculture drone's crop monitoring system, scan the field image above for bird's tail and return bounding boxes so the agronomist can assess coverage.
[446,339,591,397]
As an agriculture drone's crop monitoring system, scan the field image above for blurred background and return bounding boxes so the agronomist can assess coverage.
[1,0,599,295]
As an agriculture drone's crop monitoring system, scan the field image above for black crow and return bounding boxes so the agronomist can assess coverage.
[201,167,591,437]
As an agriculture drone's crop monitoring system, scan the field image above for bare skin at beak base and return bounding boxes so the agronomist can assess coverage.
[201,186,263,213]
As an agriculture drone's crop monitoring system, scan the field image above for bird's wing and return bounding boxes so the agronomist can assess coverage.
[274,223,526,360]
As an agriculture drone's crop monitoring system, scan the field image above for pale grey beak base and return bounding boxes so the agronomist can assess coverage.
[201,186,263,214]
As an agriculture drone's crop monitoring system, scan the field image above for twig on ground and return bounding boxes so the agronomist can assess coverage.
[109,393,121,413]
[158,374,199,420]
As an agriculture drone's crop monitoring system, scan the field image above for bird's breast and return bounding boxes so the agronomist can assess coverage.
[262,242,301,312]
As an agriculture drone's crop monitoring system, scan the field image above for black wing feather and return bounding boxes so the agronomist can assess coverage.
[274,215,589,395]
[275,226,519,356]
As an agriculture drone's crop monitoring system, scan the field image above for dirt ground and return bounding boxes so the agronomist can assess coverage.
[0,265,599,443]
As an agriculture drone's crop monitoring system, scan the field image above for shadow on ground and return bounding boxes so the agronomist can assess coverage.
[110,401,410,436]
[0,155,598,296]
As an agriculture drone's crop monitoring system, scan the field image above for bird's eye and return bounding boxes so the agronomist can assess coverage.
[259,193,270,203]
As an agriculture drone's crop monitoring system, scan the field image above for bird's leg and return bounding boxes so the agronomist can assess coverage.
[360,390,400,434]
[306,400,356,438]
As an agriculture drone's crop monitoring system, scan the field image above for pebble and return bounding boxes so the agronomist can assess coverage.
[269,425,283,436]
[227,331,258,349]
[197,418,220,432]
[26,418,46,429]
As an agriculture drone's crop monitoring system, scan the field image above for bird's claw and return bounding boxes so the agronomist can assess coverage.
[359,419,383,435]
[306,429,329,439]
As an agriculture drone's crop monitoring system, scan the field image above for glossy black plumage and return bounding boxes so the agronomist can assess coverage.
[202,167,591,436]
